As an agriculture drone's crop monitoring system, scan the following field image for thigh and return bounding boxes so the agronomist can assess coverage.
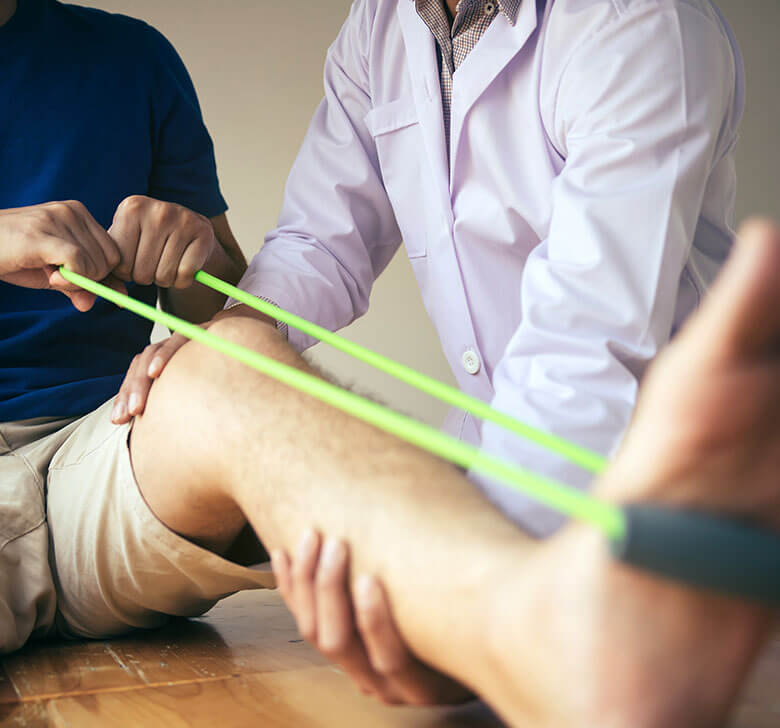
[46,400,274,641]
[0,417,76,654]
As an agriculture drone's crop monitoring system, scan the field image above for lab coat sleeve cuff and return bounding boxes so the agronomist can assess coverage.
[224,270,318,353]
[223,297,289,341]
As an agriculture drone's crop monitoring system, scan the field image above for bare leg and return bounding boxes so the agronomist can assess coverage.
[130,315,533,690]
[130,220,779,726]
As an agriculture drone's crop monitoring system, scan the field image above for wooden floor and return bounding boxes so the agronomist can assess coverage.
[0,588,778,727]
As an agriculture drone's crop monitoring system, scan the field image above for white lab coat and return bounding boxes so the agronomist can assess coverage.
[235,0,744,534]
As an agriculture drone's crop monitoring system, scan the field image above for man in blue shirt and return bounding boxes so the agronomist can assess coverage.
[0,0,245,420]
[0,0,247,651]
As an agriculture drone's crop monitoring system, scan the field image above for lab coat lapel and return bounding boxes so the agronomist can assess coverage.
[449,0,539,174]
[397,1,453,221]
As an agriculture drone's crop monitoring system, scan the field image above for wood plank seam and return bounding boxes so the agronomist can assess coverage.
[6,673,238,704]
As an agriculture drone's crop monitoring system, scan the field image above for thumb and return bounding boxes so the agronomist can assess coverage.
[61,289,97,312]
[48,267,96,311]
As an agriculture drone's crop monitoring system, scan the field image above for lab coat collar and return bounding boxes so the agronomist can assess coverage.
[398,1,454,221]
[397,0,539,210]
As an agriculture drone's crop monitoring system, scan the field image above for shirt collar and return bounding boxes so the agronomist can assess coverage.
[414,0,521,27]
[494,0,521,26]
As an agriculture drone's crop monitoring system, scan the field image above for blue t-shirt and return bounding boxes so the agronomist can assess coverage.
[0,0,227,420]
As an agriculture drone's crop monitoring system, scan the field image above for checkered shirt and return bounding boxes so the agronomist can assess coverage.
[414,0,521,149]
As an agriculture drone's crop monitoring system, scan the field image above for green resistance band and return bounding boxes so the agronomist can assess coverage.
[194,270,607,475]
[60,267,780,608]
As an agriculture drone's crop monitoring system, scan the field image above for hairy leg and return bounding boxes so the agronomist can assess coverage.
[130,313,534,694]
[129,220,778,727]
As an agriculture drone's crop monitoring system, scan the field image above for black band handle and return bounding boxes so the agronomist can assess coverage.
[611,505,780,608]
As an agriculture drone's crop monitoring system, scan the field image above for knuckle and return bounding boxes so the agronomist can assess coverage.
[153,200,174,223]
[318,636,349,659]
[94,260,111,279]
[121,195,144,211]
[65,199,87,215]
[194,216,212,237]
[136,274,154,287]
[291,563,312,583]
[134,267,154,286]
[315,566,342,591]
[104,245,121,268]
[357,605,383,634]
[116,196,144,220]
[156,269,176,289]
[299,624,316,643]
[53,201,75,220]
[380,657,408,679]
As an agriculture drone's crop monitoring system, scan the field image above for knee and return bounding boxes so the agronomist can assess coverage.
[136,313,291,445]
[206,312,284,356]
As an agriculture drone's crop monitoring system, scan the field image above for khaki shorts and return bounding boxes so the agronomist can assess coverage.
[0,400,274,655]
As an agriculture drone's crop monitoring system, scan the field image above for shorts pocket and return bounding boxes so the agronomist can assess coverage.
[0,453,45,549]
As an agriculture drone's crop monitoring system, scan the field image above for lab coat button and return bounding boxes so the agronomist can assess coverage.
[462,349,481,375]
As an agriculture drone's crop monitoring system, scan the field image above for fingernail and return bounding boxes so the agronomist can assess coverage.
[298,529,318,558]
[128,393,141,414]
[112,401,127,422]
[148,357,162,377]
[320,539,345,568]
[355,574,378,607]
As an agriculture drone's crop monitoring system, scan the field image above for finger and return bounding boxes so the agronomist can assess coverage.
[45,264,97,311]
[39,238,91,281]
[691,220,780,363]
[132,217,168,287]
[147,333,188,378]
[47,265,92,295]
[154,231,191,288]
[173,235,212,289]
[127,345,162,417]
[291,529,321,642]
[73,203,121,273]
[315,540,352,654]
[271,549,294,605]
[112,351,145,423]
[109,198,143,281]
[59,201,112,280]
[61,289,97,312]
[354,575,438,705]
[112,346,160,423]
[313,542,396,698]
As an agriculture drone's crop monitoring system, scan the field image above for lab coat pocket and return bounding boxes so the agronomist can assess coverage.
[365,99,428,259]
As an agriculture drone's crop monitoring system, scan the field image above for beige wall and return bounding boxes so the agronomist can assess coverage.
[81,0,779,425]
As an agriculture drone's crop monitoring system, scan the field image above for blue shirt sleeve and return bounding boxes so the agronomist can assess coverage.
[145,27,228,219]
